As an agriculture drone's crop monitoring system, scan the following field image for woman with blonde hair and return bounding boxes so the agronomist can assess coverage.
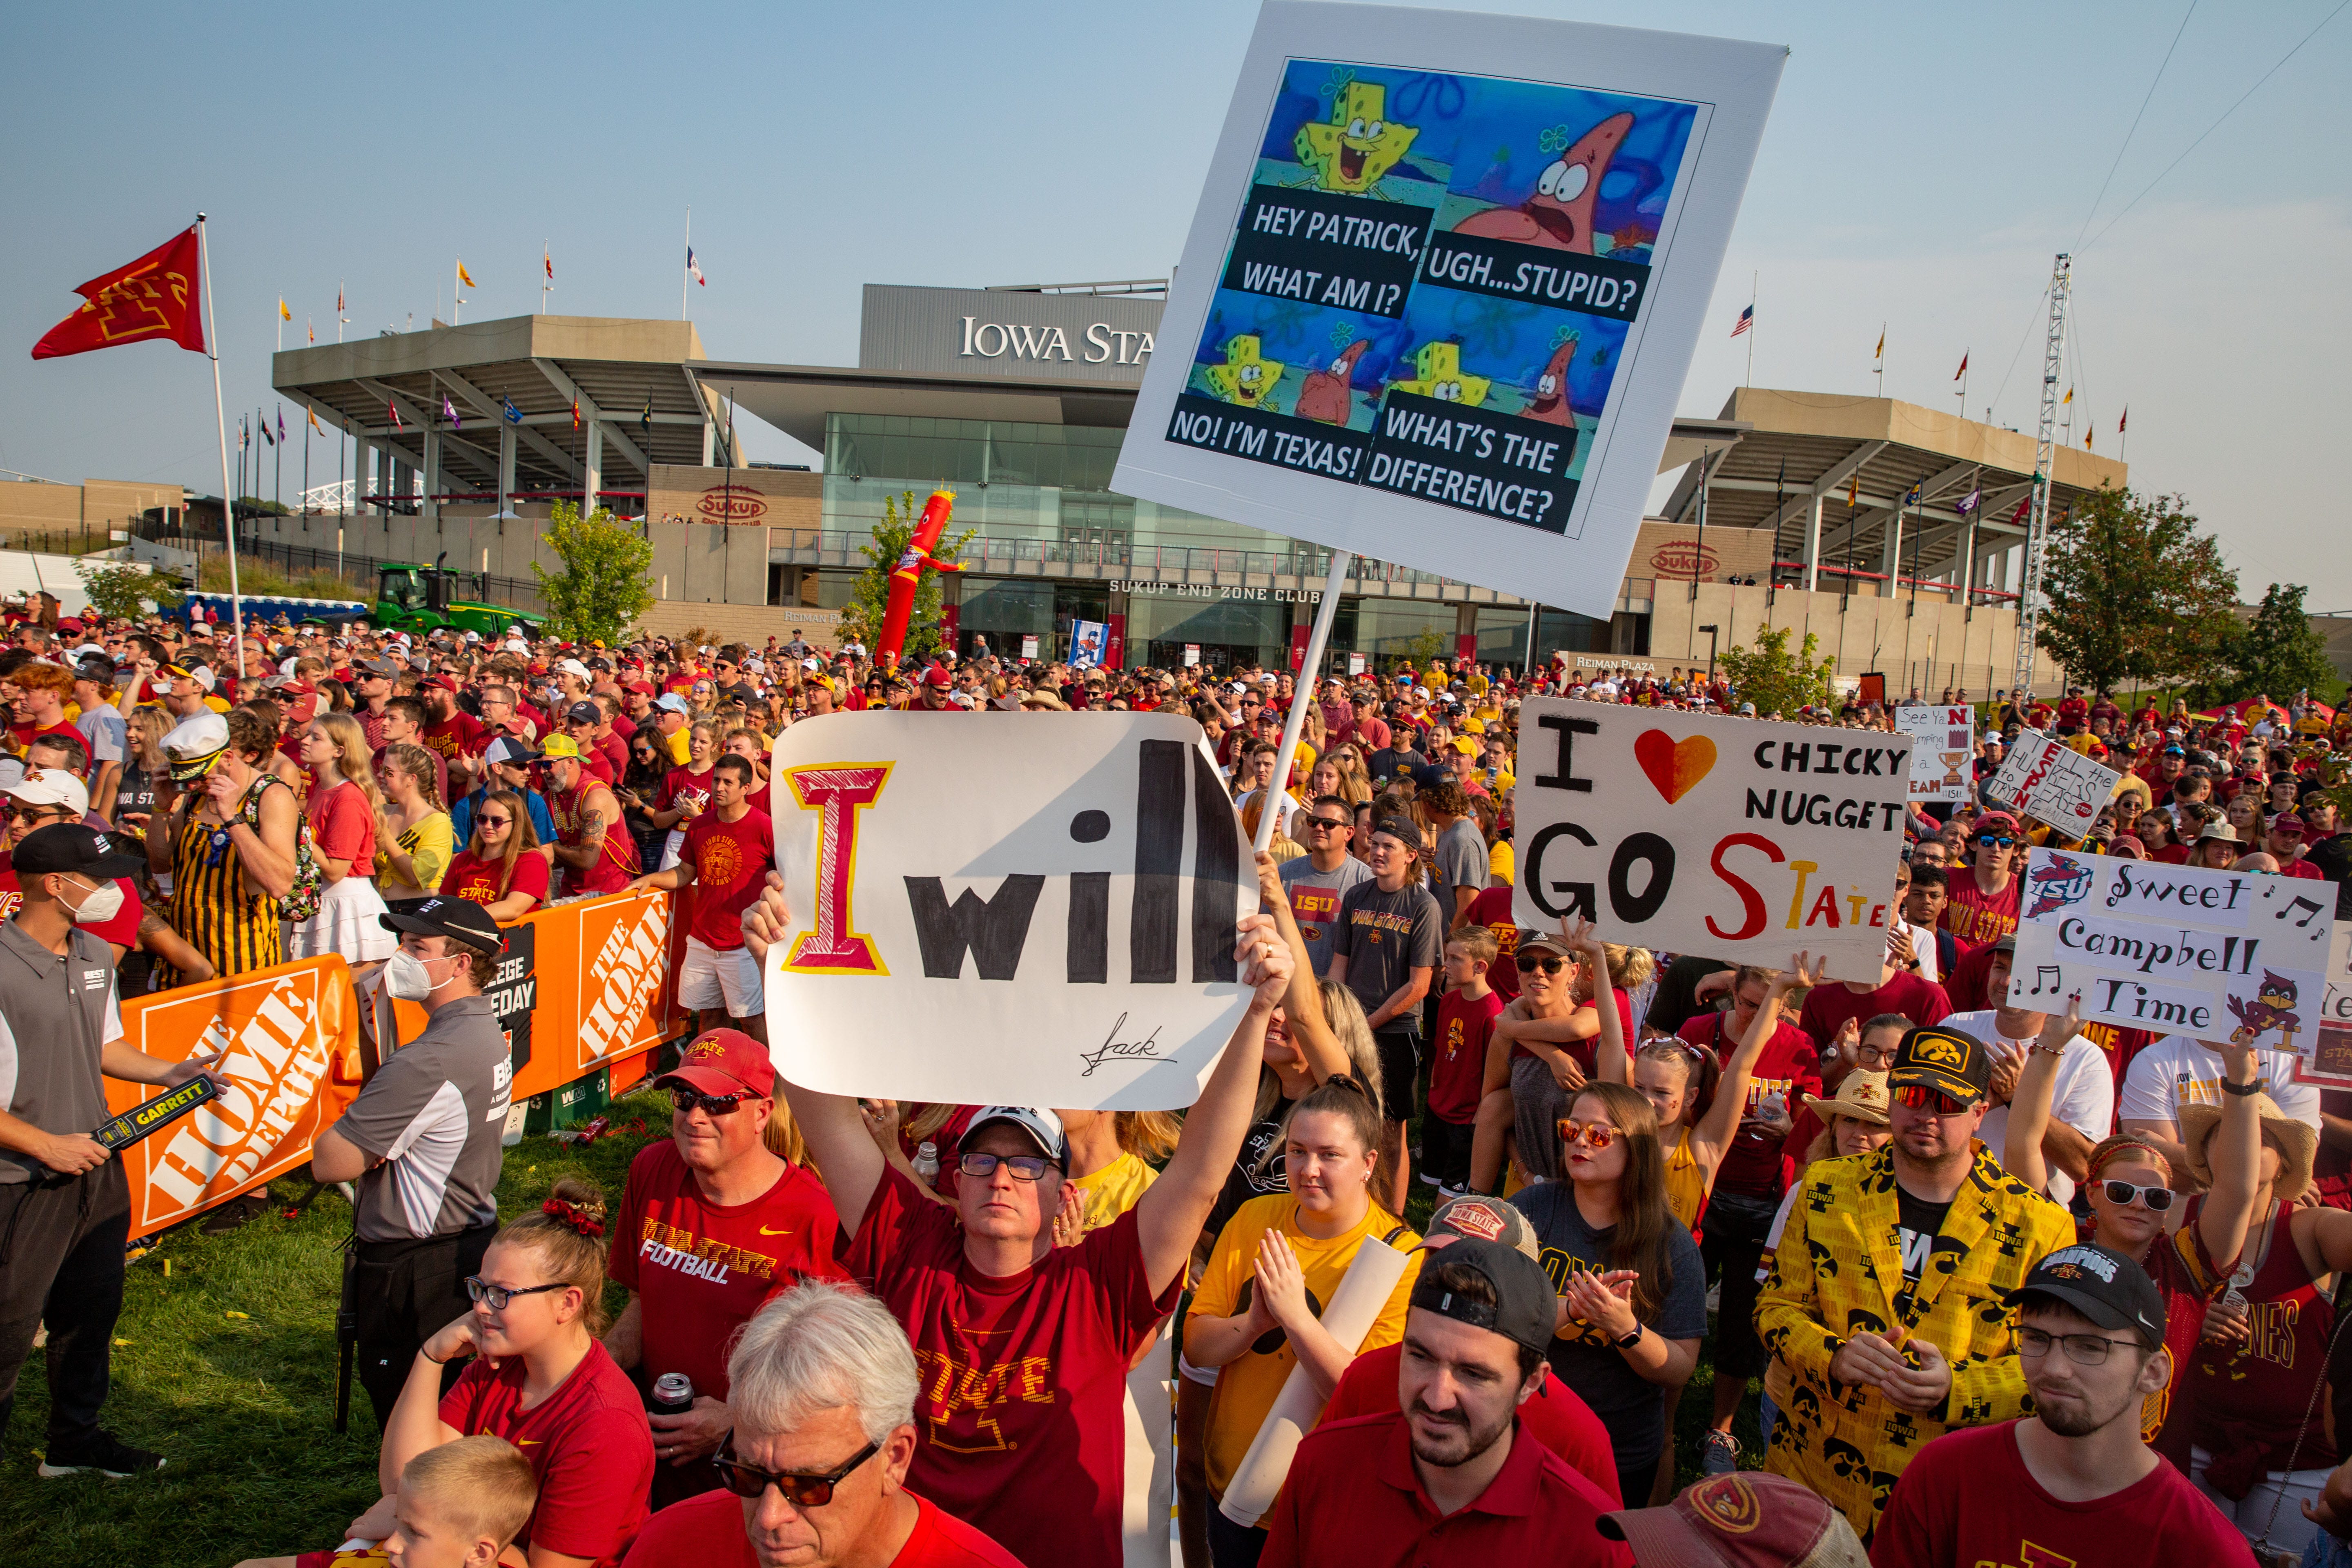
[290,712,397,965]
[115,704,172,834]
[439,788,550,921]
[376,740,454,900]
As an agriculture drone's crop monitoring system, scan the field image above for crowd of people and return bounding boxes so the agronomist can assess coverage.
[4,600,2349,1568]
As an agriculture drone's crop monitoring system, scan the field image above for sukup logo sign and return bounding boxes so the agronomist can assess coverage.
[577,892,673,1066]
[696,485,767,523]
[1647,540,1719,580]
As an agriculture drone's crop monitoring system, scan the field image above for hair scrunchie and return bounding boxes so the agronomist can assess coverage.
[541,1197,606,1238]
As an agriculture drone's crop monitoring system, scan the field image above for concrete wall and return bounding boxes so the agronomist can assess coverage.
[1647,581,2064,697]
[633,601,844,648]
[0,478,184,549]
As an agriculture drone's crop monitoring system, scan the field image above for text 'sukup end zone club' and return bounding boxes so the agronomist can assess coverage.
[1113,3,1784,621]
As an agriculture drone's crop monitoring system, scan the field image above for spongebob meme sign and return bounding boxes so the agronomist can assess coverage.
[1116,4,1783,623]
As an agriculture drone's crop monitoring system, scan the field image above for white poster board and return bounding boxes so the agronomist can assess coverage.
[1510,697,1912,979]
[1184,644,1202,668]
[1347,652,1366,676]
[1070,620,1110,670]
[1984,729,2124,833]
[1894,704,1972,803]
[762,714,1258,1109]
[1109,3,1784,619]
[2006,846,2337,1045]
[1020,634,1040,661]
[2299,922,2352,1086]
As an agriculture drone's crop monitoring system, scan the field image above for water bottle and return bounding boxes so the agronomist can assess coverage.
[913,1141,939,1182]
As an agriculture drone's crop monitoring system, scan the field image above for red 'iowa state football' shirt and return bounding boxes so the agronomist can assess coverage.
[680,806,775,950]
[608,1138,847,1404]
[848,1165,1176,1568]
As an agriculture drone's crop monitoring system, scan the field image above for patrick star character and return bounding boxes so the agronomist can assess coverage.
[1294,81,1419,196]
[1296,339,1370,424]
[1523,336,1579,425]
[1453,113,1634,253]
[1203,334,1285,411]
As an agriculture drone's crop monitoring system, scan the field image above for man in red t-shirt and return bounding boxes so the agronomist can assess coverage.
[8,661,84,753]
[1940,810,2025,948]
[629,754,774,1041]
[608,1029,846,1508]
[1262,1238,1632,1568]
[619,1282,1025,1568]
[1871,1244,2253,1566]
[1459,884,1522,1001]
[420,677,489,796]
[1797,941,1952,1054]
[743,887,1293,1568]
[0,771,141,953]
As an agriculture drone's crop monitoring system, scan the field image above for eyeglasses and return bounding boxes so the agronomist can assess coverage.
[1976,835,2016,849]
[713,1435,880,1508]
[2017,1325,2147,1367]
[1893,1084,1977,1116]
[1854,1043,1898,1067]
[477,814,513,828]
[465,1276,568,1311]
[1555,1118,1618,1150]
[958,1151,1053,1181]
[1515,954,1568,975]
[2099,1179,2175,1212]
[670,1087,749,1116]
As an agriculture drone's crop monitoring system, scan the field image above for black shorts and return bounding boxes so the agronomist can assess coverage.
[1420,1114,1477,1185]
[1374,1030,1419,1123]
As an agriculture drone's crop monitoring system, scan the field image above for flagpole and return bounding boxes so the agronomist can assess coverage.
[1745,272,1756,388]
[1257,548,1353,853]
[337,279,345,343]
[542,241,550,315]
[275,403,284,512]
[682,207,691,320]
[196,215,247,678]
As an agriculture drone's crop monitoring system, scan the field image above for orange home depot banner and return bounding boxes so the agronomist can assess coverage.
[110,956,363,1240]
[389,889,687,1103]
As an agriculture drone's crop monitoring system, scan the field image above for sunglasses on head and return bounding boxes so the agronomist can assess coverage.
[712,1434,880,1508]
[1893,1084,1976,1116]
[670,1087,750,1116]
[1555,1118,1618,1150]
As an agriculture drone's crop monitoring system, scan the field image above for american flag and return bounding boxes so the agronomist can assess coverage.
[1730,305,1752,338]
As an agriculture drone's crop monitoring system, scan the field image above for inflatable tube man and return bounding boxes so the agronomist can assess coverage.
[878,489,963,669]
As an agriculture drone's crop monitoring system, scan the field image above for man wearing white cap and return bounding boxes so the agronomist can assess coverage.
[0,771,142,956]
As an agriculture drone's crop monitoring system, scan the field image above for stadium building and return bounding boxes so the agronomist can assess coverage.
[257,283,2117,692]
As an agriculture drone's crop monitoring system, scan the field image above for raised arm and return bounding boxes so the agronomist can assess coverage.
[1695,953,1823,1170]
[742,871,887,1232]
[2196,1040,2263,1274]
[2003,995,2080,1196]
[1561,918,1629,1085]
[1252,852,1346,1082]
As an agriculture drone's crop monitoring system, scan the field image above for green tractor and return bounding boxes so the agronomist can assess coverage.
[373,556,545,640]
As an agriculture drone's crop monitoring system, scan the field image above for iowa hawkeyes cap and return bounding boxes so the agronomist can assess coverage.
[1888,1024,1993,1104]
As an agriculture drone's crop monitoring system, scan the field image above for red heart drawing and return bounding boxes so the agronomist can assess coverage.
[1634,730,1717,804]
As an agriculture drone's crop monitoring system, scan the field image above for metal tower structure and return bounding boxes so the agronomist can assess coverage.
[2012,254,2071,698]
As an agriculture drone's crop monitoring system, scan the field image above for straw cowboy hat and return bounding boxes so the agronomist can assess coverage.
[2180,1091,2316,1202]
[1800,1069,1891,1127]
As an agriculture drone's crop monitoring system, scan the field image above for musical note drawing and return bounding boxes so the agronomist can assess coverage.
[2026,964,2063,997]
[2276,894,2325,931]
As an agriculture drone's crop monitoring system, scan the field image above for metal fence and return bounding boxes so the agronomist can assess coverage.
[241,539,546,612]
[795,529,1457,587]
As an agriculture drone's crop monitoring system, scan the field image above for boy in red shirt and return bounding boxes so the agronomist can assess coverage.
[1940,810,2025,947]
[630,754,774,1041]
[1427,929,1503,1195]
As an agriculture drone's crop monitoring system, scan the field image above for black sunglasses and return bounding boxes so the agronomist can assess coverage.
[670,1087,749,1116]
[1514,953,1568,975]
[1305,816,1350,833]
[712,1434,880,1508]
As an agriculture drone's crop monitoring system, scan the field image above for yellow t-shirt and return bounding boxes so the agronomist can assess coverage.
[378,810,454,898]
[1489,839,1515,885]
[1067,1151,1158,1235]
[666,727,692,766]
[1191,1193,1421,1497]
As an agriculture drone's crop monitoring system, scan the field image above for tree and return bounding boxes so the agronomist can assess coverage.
[833,490,971,663]
[1716,623,1835,718]
[1387,627,1447,674]
[2036,484,2238,695]
[76,557,183,619]
[532,500,654,645]
[2214,583,2336,706]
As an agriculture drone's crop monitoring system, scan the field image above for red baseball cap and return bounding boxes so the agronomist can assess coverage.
[657,1028,776,1100]
[421,675,458,693]
[923,666,953,688]
[1599,1473,1869,1567]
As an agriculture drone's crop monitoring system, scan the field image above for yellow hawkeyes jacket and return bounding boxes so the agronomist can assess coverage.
[1756,1143,2074,1540]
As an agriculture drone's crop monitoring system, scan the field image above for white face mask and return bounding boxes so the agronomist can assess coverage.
[385,947,451,1000]
[65,877,125,926]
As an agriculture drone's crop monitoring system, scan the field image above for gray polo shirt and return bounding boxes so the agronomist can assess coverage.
[339,992,509,1241]
[0,920,122,1183]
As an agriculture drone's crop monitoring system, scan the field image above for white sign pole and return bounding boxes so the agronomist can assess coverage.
[1254,549,1352,853]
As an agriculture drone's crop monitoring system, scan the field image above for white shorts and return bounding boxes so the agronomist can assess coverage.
[679,935,764,1017]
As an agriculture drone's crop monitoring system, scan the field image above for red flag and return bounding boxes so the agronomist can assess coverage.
[2118,406,2128,433]
[31,227,206,359]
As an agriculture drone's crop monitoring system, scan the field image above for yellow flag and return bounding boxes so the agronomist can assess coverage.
[307,405,323,433]
[2062,386,2073,405]
[2084,429,2094,450]
[278,298,290,321]
[457,259,477,290]
[1874,327,1884,359]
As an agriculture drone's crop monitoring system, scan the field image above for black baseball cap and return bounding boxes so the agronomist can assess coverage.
[12,823,141,880]
[1889,1024,1994,1103]
[566,701,603,725]
[1408,762,1454,793]
[379,895,505,955]
[1408,1236,1557,1355]
[2006,1242,2166,1350]
[1370,816,1421,851]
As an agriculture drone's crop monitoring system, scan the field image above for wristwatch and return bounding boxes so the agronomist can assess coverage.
[1613,1324,1644,1350]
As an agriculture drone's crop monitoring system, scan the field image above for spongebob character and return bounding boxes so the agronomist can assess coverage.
[1203,334,1285,411]
[1294,81,1419,196]
[1388,341,1490,406]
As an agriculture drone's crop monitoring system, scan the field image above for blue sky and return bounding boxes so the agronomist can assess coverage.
[4,1,2347,603]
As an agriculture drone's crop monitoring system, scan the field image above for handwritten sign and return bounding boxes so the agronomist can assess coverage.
[1984,729,2123,833]
[2007,846,2338,1043]
[1894,704,1973,803]
[1510,698,1912,979]
[762,713,1258,1109]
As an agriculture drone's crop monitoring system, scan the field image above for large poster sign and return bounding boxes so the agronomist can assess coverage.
[1111,3,1783,619]
[2007,847,2338,1043]
[2301,922,2352,1086]
[763,713,1258,1109]
[1984,729,2123,833]
[1894,704,1973,803]
[112,956,363,1241]
[1510,698,1913,978]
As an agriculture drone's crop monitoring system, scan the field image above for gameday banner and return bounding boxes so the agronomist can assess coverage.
[1894,704,1973,803]
[764,713,1258,1109]
[1984,729,2124,833]
[112,956,363,1241]
[2007,846,2338,1044]
[390,888,685,1102]
[1110,3,1783,619]
[1510,698,1912,979]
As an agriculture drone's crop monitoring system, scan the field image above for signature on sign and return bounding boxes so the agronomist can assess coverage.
[1079,1012,1167,1077]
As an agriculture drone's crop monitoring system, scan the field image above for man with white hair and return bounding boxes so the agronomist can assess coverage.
[620,1280,1023,1567]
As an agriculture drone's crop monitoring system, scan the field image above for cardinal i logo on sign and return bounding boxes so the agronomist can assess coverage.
[1509,699,1913,979]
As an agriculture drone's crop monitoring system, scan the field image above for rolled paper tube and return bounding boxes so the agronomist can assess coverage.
[1216,1235,1412,1529]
